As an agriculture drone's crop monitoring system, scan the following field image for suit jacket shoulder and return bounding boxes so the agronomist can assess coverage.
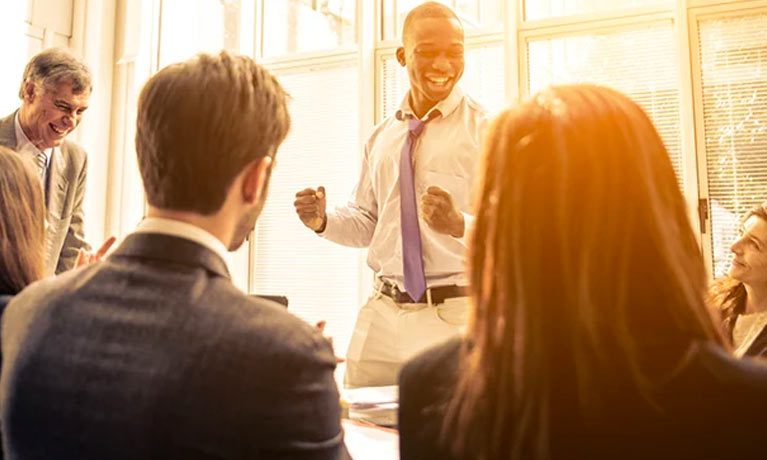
[0,112,18,148]
[59,138,87,165]
[1,234,350,459]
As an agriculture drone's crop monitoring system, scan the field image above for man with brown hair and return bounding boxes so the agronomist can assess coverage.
[1,52,350,459]
[0,48,94,275]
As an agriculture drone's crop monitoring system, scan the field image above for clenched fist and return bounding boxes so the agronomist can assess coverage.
[294,186,327,232]
[420,186,464,238]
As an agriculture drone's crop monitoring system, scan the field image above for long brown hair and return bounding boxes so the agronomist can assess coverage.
[0,146,46,294]
[708,201,767,342]
[445,85,723,460]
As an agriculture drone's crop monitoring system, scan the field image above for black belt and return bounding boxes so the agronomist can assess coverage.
[379,282,467,305]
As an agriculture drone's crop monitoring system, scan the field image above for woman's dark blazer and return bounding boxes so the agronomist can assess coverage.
[399,337,767,460]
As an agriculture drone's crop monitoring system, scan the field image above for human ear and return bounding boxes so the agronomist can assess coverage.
[23,81,36,104]
[241,156,273,204]
[396,47,406,67]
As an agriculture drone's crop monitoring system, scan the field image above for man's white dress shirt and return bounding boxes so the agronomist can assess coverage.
[14,112,52,180]
[321,86,489,291]
[134,217,230,272]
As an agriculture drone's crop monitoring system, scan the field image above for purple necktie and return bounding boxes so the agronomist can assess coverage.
[400,115,431,302]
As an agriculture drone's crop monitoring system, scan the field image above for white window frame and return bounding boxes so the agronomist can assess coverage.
[687,0,767,275]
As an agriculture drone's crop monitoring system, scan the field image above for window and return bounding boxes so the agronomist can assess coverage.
[159,0,245,66]
[262,0,356,57]
[524,0,672,21]
[693,8,767,276]
[255,1,364,357]
[381,0,504,40]
[253,62,363,355]
[525,22,684,187]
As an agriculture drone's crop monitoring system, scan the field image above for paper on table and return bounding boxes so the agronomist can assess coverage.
[342,419,399,460]
[341,385,399,427]
[341,385,398,407]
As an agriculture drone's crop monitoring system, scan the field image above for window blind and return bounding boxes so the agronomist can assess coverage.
[698,11,767,277]
[524,0,673,22]
[254,61,363,356]
[526,23,683,189]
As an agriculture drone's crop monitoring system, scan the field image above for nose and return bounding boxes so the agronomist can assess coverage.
[62,113,76,129]
[731,237,745,255]
[432,54,451,72]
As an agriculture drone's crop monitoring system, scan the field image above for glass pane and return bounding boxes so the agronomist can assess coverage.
[262,0,356,57]
[159,0,243,67]
[379,41,506,120]
[382,0,503,41]
[524,0,672,21]
[527,23,683,191]
[0,1,28,114]
[253,62,362,356]
[699,12,767,277]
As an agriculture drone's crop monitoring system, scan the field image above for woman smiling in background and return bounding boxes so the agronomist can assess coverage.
[709,202,767,357]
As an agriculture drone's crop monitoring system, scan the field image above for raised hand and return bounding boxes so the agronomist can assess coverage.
[75,236,117,268]
[294,186,327,232]
[421,186,464,237]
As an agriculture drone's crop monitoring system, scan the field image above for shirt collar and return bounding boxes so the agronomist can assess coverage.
[14,111,52,162]
[396,85,464,121]
[134,217,230,269]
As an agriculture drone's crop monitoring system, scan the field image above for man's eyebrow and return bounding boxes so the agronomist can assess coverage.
[54,99,88,111]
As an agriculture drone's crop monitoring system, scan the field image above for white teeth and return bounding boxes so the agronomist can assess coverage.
[428,77,449,84]
[50,125,65,134]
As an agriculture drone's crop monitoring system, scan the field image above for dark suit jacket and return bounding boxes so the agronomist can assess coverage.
[0,111,91,275]
[0,233,350,459]
[399,337,767,460]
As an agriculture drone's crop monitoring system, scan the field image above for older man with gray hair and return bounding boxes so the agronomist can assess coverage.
[0,48,108,275]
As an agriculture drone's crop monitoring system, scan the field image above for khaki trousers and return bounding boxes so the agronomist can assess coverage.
[343,290,468,388]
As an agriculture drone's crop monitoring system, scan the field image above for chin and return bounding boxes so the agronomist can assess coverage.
[227,236,246,252]
[427,87,453,100]
[729,268,745,281]
[44,138,64,149]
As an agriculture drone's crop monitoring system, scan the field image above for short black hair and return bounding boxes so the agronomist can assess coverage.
[401,2,462,46]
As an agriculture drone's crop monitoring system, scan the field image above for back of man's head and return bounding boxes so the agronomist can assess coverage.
[136,52,290,215]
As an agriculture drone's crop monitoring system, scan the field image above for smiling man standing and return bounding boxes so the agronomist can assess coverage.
[294,2,489,387]
[0,48,93,275]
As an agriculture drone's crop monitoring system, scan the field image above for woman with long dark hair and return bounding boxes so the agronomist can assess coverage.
[398,85,767,460]
[709,202,767,357]
[0,146,45,297]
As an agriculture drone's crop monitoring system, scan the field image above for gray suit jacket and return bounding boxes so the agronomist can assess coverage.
[0,233,350,459]
[0,111,91,275]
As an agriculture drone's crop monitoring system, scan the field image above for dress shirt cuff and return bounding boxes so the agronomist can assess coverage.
[456,212,474,245]
[317,211,340,241]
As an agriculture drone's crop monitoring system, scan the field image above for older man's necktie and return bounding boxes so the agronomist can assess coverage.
[400,114,434,303]
[34,151,47,181]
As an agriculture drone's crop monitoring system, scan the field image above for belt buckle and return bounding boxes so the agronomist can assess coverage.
[380,280,416,304]
[391,283,413,303]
